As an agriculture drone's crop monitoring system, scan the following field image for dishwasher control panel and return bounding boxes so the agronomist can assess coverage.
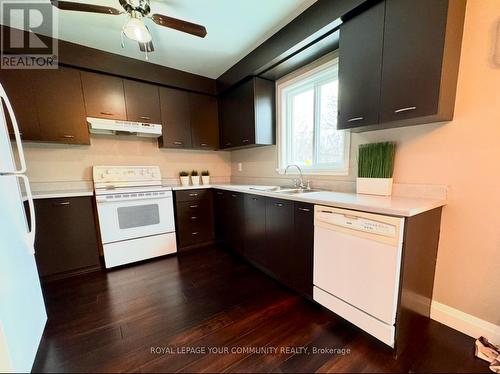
[316,209,397,238]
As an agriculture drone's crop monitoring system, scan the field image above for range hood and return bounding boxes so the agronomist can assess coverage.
[87,117,162,138]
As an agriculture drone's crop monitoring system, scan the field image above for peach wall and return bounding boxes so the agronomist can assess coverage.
[231,0,500,325]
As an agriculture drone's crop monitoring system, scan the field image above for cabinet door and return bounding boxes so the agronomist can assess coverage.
[213,189,226,241]
[34,197,100,277]
[219,79,255,148]
[32,67,89,144]
[226,191,244,255]
[123,79,161,123]
[338,1,385,129]
[190,93,219,150]
[265,198,294,283]
[0,70,40,140]
[243,194,267,268]
[81,71,126,120]
[293,202,314,298]
[158,87,191,148]
[380,0,448,123]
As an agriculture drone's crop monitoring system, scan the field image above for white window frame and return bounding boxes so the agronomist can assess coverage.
[276,54,350,176]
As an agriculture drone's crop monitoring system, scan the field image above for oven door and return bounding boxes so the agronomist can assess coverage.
[96,192,175,244]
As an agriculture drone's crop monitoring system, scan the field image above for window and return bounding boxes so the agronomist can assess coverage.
[277,56,349,175]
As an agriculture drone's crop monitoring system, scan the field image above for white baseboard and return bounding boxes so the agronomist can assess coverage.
[431,301,500,345]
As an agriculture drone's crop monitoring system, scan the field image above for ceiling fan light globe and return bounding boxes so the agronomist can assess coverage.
[123,17,152,43]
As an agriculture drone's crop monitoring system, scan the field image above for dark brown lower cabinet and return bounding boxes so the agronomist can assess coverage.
[34,196,101,280]
[213,190,314,298]
[225,191,245,255]
[243,194,268,268]
[292,202,314,298]
[174,189,214,249]
[265,198,294,283]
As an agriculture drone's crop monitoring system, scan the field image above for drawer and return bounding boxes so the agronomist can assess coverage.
[177,210,212,227]
[178,225,213,247]
[176,199,212,217]
[175,189,210,202]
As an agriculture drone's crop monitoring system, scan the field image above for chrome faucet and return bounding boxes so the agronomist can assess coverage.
[284,164,309,189]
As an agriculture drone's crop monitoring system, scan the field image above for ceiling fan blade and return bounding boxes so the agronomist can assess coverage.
[139,41,154,53]
[151,14,207,38]
[50,0,122,15]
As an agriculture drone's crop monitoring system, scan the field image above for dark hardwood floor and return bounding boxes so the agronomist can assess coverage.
[33,245,489,373]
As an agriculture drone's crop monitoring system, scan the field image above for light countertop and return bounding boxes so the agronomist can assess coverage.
[31,189,94,200]
[172,184,446,217]
[29,183,446,217]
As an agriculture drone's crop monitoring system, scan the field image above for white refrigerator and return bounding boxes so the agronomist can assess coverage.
[0,83,47,372]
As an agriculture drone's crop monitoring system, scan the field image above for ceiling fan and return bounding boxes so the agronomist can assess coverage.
[50,0,207,59]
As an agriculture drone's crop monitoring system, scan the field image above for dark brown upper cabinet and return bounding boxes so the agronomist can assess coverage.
[338,1,385,130]
[32,67,89,145]
[158,87,191,148]
[338,0,466,132]
[123,79,161,124]
[0,70,40,141]
[219,77,275,150]
[190,93,219,150]
[81,71,127,120]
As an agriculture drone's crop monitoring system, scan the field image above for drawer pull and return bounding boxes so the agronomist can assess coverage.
[139,116,151,120]
[62,135,74,139]
[242,139,249,143]
[100,111,114,116]
[298,207,310,212]
[216,192,223,196]
[189,204,199,208]
[173,141,184,145]
[394,106,417,113]
[200,143,208,147]
[54,202,70,206]
[251,197,258,201]
[275,203,284,207]
[188,193,198,197]
[347,117,364,122]
[190,216,198,220]
[191,232,199,235]
[231,194,238,198]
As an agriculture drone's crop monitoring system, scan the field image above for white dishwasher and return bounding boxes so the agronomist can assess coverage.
[313,205,404,347]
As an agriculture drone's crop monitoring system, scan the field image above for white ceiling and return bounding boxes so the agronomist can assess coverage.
[3,0,317,78]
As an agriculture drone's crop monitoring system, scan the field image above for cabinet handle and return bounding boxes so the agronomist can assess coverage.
[190,216,198,220]
[53,201,70,206]
[62,135,74,139]
[191,232,199,235]
[189,193,198,197]
[139,116,151,120]
[394,106,417,113]
[173,141,184,145]
[298,207,310,212]
[251,197,258,201]
[231,194,238,198]
[189,204,199,208]
[200,143,208,147]
[347,117,364,122]
[242,139,249,143]
[275,203,284,207]
[100,111,113,116]
[216,192,223,196]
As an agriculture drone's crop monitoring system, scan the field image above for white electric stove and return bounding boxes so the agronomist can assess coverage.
[93,165,177,268]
